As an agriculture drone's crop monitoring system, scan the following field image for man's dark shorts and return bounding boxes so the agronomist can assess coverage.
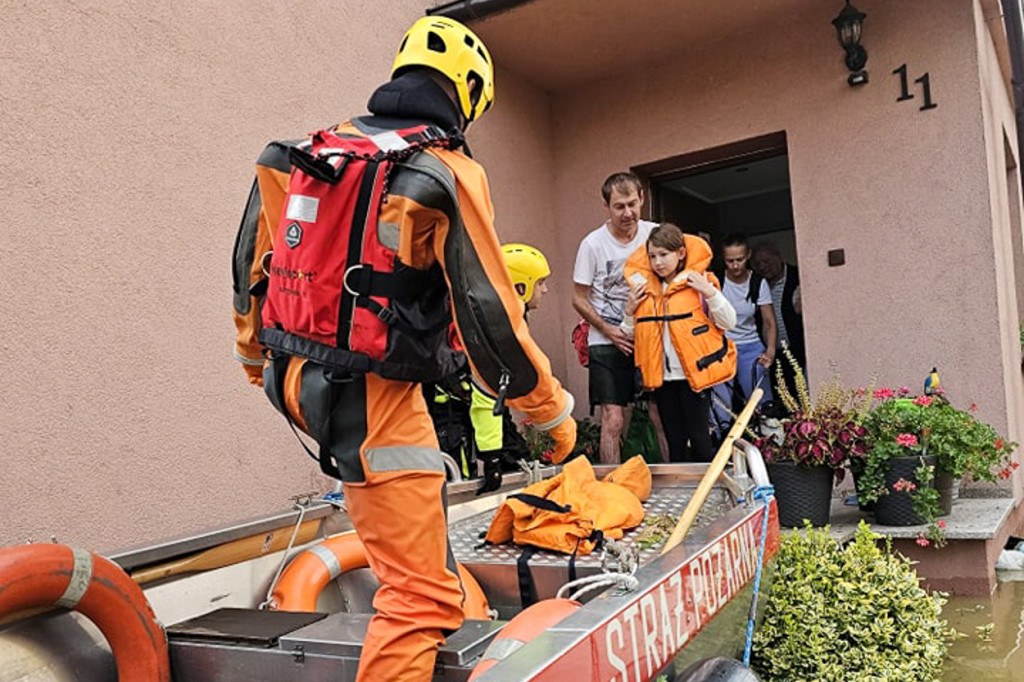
[588,344,636,408]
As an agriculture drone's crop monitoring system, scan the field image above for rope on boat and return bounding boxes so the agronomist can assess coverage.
[518,458,545,485]
[742,484,774,667]
[259,499,313,610]
[555,540,640,602]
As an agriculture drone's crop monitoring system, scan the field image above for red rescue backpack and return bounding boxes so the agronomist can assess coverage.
[251,122,463,382]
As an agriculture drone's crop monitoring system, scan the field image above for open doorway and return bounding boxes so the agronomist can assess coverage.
[634,132,805,415]
[635,132,797,271]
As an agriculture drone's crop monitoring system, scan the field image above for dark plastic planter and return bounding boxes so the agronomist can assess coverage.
[874,454,937,526]
[766,460,834,528]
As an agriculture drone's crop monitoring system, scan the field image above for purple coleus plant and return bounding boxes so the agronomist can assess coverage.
[757,408,867,471]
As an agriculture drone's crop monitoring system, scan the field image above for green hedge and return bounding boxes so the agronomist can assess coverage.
[751,522,953,681]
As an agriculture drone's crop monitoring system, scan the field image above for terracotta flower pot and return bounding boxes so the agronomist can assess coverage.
[766,460,834,528]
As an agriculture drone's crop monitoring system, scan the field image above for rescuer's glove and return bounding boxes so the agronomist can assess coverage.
[476,452,503,496]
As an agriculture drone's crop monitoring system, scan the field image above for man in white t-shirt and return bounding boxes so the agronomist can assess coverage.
[572,172,658,463]
[711,234,777,433]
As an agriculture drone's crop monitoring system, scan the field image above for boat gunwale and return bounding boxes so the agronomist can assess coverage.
[471,496,776,681]
[108,463,724,573]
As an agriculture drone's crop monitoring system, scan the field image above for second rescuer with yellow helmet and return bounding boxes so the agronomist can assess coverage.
[502,243,551,312]
[471,244,553,494]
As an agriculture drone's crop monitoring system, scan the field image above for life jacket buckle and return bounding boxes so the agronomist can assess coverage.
[375,306,399,326]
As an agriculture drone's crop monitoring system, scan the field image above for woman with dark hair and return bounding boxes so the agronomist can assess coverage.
[619,224,737,462]
[710,233,777,433]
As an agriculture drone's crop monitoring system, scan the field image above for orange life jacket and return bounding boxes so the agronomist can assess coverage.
[483,455,650,555]
[624,234,737,392]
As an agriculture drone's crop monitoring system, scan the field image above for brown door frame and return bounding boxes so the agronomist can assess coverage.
[632,131,788,222]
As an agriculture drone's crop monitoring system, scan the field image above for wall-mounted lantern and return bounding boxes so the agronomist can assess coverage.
[832,1,868,86]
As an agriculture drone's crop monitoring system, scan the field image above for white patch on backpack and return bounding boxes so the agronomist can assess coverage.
[285,222,303,248]
[286,194,319,223]
[369,131,410,152]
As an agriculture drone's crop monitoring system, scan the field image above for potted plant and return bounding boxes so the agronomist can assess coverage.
[755,352,867,528]
[860,396,940,532]
[859,388,1018,546]
[917,396,1017,508]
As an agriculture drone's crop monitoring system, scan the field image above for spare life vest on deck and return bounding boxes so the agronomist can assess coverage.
[484,455,650,555]
[232,122,465,384]
[624,234,737,392]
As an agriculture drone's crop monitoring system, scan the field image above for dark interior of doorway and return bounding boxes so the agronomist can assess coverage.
[638,133,797,274]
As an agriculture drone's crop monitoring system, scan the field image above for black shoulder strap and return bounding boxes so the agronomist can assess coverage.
[509,493,573,514]
[517,546,540,608]
[748,271,763,305]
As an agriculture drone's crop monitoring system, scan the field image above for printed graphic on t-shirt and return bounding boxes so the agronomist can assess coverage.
[595,258,629,325]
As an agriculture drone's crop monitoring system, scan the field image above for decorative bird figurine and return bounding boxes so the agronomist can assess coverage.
[924,367,941,396]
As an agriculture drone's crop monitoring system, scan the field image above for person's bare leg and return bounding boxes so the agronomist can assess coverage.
[646,400,671,463]
[599,404,625,464]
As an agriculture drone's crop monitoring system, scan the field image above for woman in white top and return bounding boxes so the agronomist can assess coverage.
[712,234,777,432]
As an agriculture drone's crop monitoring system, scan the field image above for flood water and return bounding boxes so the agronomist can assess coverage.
[942,571,1024,681]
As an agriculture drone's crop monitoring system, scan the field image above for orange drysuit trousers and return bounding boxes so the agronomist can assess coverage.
[279,361,466,682]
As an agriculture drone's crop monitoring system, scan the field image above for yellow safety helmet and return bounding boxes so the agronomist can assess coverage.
[392,16,495,124]
[502,243,550,303]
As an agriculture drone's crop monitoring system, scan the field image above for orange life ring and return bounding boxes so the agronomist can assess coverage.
[0,543,170,682]
[271,532,491,619]
[469,597,581,680]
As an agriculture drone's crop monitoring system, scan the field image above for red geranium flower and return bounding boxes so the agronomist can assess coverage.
[895,433,919,448]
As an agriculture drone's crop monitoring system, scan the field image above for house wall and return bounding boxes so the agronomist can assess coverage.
[546,0,1023,491]
[973,0,1024,498]
[0,0,558,551]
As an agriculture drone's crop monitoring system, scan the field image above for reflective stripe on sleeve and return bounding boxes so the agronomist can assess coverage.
[364,446,445,473]
[532,391,575,432]
[234,349,265,366]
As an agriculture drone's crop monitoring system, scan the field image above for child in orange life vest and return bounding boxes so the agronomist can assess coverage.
[621,223,737,462]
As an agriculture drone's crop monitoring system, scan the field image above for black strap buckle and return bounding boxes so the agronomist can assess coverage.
[375,305,399,326]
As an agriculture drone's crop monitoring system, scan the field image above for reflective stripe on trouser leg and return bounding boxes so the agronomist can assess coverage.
[347,374,464,682]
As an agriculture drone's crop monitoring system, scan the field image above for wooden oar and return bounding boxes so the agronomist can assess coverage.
[131,518,321,585]
[660,387,763,555]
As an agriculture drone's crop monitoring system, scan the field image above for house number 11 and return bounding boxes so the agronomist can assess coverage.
[893,64,938,111]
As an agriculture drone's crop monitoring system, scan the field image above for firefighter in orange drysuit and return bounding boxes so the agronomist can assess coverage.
[233,16,576,682]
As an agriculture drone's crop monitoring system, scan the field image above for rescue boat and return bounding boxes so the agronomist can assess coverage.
[0,440,779,682]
